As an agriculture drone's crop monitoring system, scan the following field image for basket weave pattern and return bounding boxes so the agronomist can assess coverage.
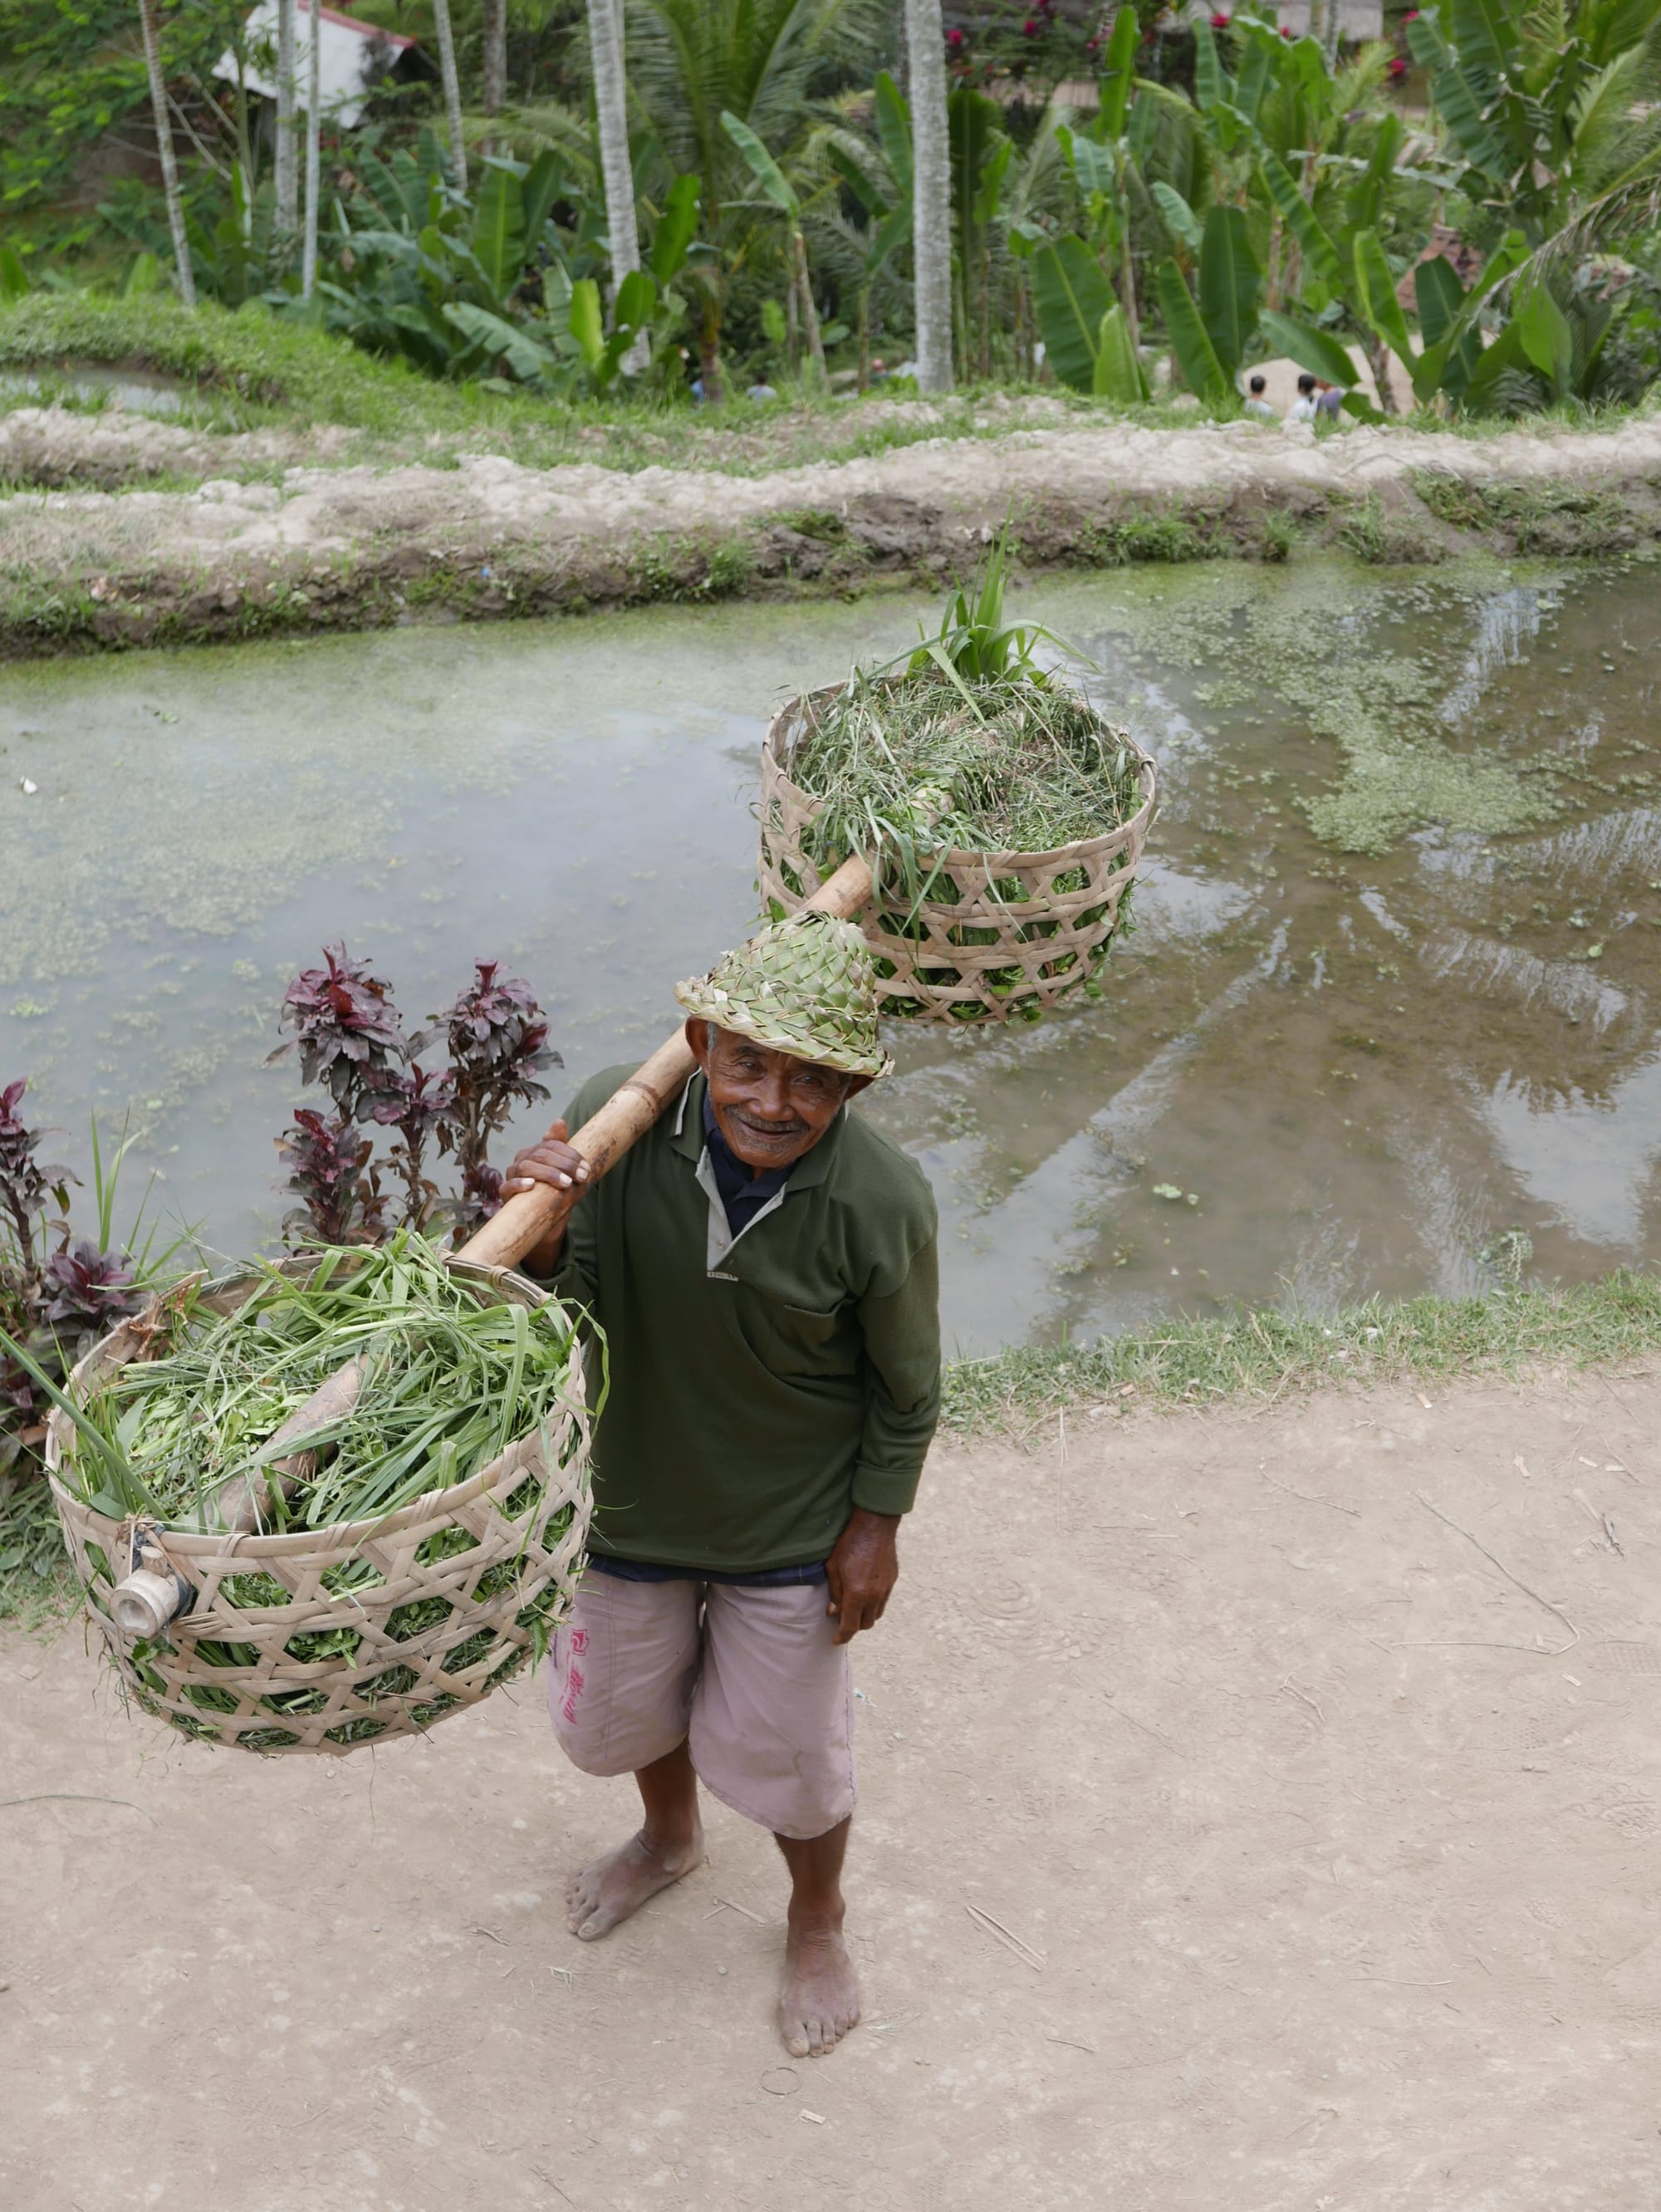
[46,1262,592,1757]
[757,686,1159,1023]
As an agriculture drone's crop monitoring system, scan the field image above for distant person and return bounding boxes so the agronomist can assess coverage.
[1286,372,1319,425]
[746,382,780,402]
[1315,380,1345,422]
[1243,373,1276,421]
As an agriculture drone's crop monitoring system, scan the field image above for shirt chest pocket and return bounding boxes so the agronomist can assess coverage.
[735,1292,856,1377]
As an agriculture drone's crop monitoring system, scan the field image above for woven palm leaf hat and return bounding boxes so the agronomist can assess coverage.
[675,910,894,1080]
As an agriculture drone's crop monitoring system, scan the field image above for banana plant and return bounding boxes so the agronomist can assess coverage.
[816,73,913,387]
[1407,0,1661,250]
[1156,203,1262,406]
[721,110,826,383]
[1030,234,1147,400]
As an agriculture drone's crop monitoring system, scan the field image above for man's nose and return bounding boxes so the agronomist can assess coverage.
[754,1069,793,1120]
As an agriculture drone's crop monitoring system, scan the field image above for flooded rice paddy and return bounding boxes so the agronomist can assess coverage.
[2,556,1659,1356]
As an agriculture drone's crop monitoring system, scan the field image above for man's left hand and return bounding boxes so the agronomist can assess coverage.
[825,1508,900,1646]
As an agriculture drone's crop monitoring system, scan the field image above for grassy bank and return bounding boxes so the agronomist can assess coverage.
[942,1269,1661,1435]
[7,1271,1659,1626]
[0,294,1125,483]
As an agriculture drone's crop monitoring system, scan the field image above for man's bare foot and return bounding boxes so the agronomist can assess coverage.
[566,1821,703,1941]
[778,1915,861,2058]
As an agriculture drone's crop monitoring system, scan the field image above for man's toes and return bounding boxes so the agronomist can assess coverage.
[782,2017,811,2058]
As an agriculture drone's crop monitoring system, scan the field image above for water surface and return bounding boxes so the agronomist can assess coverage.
[3,557,1658,1354]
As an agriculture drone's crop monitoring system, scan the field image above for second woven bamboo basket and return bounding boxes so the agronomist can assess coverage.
[757,681,1159,1023]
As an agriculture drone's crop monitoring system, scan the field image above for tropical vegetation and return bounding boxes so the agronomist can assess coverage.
[5,0,1661,423]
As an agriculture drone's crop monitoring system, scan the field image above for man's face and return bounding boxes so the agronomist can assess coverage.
[686,1020,870,1174]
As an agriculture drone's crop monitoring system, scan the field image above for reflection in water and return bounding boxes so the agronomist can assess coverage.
[2,557,1659,1352]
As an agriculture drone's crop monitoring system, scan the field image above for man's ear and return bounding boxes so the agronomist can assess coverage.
[684,1018,713,1070]
[843,1073,876,1101]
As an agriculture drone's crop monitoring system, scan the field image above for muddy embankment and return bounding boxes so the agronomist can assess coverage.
[5,405,1661,655]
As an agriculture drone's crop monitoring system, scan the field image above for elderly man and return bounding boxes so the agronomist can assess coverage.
[503,910,940,2058]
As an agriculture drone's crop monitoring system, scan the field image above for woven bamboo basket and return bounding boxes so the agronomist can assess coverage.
[758,682,1159,1023]
[45,1257,591,1757]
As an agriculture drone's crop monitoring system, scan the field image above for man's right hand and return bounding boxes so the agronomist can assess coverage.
[501,1120,590,1276]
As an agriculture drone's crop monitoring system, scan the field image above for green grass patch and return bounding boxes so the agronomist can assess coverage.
[1411,472,1640,555]
[942,1270,1661,1434]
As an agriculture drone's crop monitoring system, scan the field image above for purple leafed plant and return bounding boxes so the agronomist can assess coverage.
[41,1242,140,1336]
[272,950,557,1245]
[0,1081,156,1491]
[276,944,409,1119]
[370,1062,458,1232]
[276,1108,389,1247]
[437,962,561,1233]
[0,1077,71,1286]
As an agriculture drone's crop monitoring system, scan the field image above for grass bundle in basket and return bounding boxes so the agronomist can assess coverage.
[762,527,1157,1024]
[39,1229,584,1538]
[30,1231,594,1753]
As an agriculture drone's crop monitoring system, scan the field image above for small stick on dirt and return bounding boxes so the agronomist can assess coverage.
[1262,1473,1360,1517]
[1280,1674,1325,1724]
[1414,1489,1582,1655]
[0,1793,155,1820]
[1045,2033,1096,2053]
[965,1903,1046,1970]
[715,1896,767,1924]
[1603,1513,1624,1556]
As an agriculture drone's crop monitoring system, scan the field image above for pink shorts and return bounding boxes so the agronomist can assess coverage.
[548,1568,855,1841]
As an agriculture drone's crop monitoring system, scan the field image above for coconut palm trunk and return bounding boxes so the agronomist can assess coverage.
[482,0,506,119]
[432,0,468,191]
[136,0,196,307]
[588,0,644,368]
[301,0,321,298]
[275,0,296,249]
[904,0,952,392]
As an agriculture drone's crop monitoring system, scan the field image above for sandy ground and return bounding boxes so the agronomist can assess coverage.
[5,402,1661,650]
[5,1363,1661,2211]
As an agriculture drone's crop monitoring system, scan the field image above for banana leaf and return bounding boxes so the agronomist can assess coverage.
[1031,236,1115,393]
[1158,260,1230,405]
[1198,204,1261,382]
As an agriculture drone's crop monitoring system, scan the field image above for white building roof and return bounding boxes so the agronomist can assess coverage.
[213,1,418,130]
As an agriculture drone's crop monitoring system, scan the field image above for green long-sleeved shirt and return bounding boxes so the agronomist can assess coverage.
[546,1066,940,1573]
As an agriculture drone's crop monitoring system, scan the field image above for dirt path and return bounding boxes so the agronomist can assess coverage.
[5,1362,1660,2210]
[6,407,1661,653]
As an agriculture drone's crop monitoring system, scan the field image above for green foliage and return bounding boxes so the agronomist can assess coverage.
[0,0,240,251]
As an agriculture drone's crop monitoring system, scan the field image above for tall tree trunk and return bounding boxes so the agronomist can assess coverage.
[587,0,644,370]
[433,0,468,191]
[274,0,296,249]
[1367,335,1399,416]
[482,0,506,119]
[301,0,321,298]
[904,0,952,393]
[791,228,826,385]
[137,0,196,307]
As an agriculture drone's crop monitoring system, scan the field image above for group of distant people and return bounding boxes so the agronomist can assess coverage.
[1243,370,1345,425]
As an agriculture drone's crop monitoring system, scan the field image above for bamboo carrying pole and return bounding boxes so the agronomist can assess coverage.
[106,851,879,1630]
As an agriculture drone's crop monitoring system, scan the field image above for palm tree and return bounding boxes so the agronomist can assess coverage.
[589,0,644,358]
[136,0,195,306]
[483,0,507,120]
[301,0,321,298]
[629,0,884,400]
[904,0,951,390]
[274,0,297,248]
[432,0,468,190]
